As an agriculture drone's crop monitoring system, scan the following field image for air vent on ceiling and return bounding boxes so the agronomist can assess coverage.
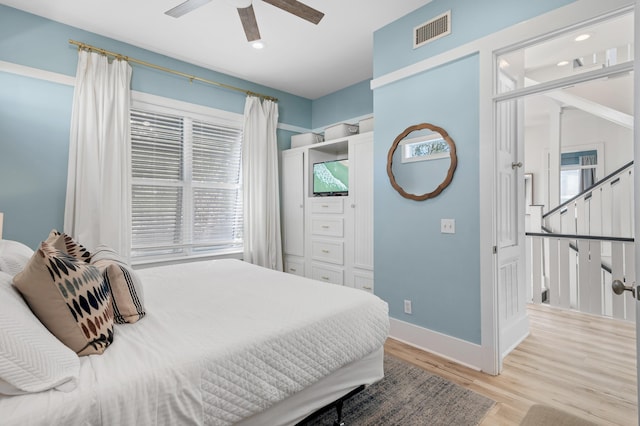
[414,11,451,49]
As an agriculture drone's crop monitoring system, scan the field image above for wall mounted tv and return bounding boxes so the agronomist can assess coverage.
[313,159,349,196]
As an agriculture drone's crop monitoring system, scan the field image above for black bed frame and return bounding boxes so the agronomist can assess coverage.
[294,385,366,426]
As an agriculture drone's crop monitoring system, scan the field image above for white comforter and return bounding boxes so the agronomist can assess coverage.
[1,259,389,425]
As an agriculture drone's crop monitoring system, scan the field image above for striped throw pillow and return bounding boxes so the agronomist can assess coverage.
[90,245,145,324]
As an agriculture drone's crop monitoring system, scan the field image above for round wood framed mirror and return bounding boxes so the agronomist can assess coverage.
[386,123,458,201]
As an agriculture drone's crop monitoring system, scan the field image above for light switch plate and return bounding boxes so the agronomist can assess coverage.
[441,218,455,234]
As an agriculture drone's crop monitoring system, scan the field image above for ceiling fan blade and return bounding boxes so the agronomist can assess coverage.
[238,5,261,42]
[262,0,324,25]
[165,0,212,17]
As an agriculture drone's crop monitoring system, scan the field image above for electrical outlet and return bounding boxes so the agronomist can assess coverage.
[404,299,412,314]
[441,218,455,234]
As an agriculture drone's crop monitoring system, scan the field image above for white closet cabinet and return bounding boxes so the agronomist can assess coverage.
[281,132,374,293]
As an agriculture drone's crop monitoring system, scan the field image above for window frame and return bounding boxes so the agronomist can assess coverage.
[130,92,244,265]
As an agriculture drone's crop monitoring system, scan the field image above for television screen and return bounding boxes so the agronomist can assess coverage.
[313,160,349,195]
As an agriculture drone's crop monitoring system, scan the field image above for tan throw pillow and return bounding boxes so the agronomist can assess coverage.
[91,245,145,324]
[12,241,114,356]
[46,230,92,263]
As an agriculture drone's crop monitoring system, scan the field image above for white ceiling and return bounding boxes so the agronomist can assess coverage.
[2,0,432,99]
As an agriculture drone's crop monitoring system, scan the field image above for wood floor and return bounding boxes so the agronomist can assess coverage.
[384,304,637,425]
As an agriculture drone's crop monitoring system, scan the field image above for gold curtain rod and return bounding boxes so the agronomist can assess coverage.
[68,39,278,102]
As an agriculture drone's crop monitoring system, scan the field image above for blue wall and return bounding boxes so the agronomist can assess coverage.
[373,0,578,344]
[0,5,313,248]
[375,55,481,342]
[312,79,373,129]
[0,73,73,246]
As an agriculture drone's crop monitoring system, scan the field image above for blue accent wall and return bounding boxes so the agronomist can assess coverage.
[374,54,481,343]
[0,5,312,248]
[312,80,373,129]
[373,0,579,345]
[0,73,73,247]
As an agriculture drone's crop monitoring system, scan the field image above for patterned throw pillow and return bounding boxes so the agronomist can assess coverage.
[91,245,145,324]
[12,241,114,356]
[46,229,92,263]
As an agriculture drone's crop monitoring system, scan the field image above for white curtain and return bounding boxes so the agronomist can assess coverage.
[242,96,283,271]
[64,50,132,258]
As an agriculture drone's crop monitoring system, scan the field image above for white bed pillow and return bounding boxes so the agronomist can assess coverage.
[0,239,34,276]
[0,271,80,395]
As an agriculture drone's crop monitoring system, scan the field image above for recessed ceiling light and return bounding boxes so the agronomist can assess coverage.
[252,41,265,50]
[557,60,569,67]
[575,34,591,42]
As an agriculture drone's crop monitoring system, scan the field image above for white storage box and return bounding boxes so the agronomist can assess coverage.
[291,132,324,148]
[359,117,374,133]
[324,123,359,140]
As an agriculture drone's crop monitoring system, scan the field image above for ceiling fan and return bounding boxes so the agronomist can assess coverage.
[164,0,324,42]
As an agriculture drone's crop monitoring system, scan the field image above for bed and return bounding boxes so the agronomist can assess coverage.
[0,242,389,426]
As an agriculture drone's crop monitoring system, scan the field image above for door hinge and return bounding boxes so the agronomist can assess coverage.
[493,246,497,254]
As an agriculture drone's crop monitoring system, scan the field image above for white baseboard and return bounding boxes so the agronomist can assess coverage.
[388,317,484,371]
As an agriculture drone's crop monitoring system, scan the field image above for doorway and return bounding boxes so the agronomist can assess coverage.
[493,8,635,371]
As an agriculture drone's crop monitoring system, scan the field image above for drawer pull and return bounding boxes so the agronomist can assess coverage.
[321,225,330,229]
[322,204,329,208]
[321,276,330,281]
[362,286,372,290]
[321,249,330,253]
[289,268,297,272]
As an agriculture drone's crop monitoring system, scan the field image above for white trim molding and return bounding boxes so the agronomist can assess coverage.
[0,60,75,86]
[389,318,484,371]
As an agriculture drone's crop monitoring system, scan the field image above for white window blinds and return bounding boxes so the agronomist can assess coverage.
[130,108,243,260]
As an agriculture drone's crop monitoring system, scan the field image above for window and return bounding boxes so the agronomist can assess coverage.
[130,100,243,261]
[400,132,450,163]
[560,150,597,203]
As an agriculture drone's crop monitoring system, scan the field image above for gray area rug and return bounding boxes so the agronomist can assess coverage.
[302,354,495,426]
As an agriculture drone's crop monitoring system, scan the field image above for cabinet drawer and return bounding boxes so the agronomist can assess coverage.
[311,198,344,214]
[311,264,344,285]
[311,217,344,237]
[284,258,305,277]
[311,240,344,265]
[353,271,374,293]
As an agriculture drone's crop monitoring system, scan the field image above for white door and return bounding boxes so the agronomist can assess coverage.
[350,133,374,271]
[495,73,529,370]
[281,150,305,257]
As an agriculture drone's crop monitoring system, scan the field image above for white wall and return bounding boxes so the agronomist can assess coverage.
[524,106,633,209]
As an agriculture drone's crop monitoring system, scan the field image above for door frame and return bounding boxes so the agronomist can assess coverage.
[634,3,640,424]
[478,0,636,375]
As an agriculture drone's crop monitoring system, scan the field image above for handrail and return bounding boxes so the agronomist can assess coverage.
[543,160,633,219]
[526,231,634,243]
